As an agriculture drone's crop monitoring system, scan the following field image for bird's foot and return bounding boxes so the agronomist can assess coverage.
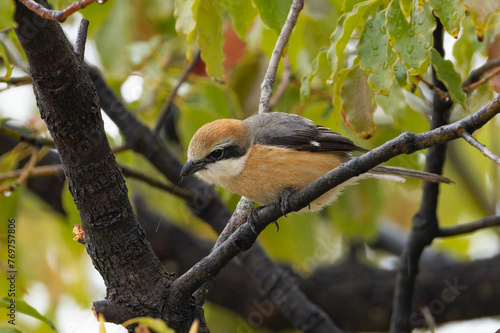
[274,188,295,218]
[247,206,264,235]
[247,206,280,234]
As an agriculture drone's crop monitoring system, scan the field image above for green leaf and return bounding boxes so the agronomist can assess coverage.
[0,1,15,31]
[393,59,408,86]
[460,0,500,41]
[222,0,258,41]
[358,9,397,96]
[340,64,377,139]
[122,317,174,333]
[327,0,376,77]
[400,0,412,19]
[195,0,225,78]
[387,0,436,76]
[174,0,200,42]
[62,182,82,227]
[300,46,329,102]
[429,0,465,38]
[342,0,369,13]
[252,0,293,35]
[453,17,484,77]
[80,0,115,37]
[430,48,466,106]
[0,297,58,332]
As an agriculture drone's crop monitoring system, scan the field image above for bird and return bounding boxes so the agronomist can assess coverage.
[180,112,451,213]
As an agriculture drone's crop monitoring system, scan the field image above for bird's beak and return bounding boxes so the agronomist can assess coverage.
[180,160,206,177]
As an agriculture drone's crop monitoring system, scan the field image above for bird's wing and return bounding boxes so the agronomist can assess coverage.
[245,112,366,153]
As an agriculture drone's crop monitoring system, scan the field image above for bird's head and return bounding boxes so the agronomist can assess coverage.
[180,118,252,184]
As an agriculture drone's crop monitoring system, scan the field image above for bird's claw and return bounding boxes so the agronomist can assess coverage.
[274,188,295,217]
[247,206,263,235]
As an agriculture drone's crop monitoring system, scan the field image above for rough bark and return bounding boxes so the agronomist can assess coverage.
[13,1,206,331]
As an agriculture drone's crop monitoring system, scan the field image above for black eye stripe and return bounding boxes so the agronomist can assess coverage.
[205,145,247,163]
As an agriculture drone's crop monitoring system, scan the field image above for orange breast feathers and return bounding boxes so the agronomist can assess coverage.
[219,144,350,209]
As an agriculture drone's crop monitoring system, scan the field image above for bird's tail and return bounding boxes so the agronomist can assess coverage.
[368,166,452,184]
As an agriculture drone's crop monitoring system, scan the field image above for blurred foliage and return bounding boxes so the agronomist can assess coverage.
[1,0,500,332]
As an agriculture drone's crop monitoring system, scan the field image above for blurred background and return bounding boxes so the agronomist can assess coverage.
[1,0,500,332]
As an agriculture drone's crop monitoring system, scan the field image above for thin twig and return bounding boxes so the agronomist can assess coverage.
[463,65,500,93]
[119,164,195,202]
[193,197,253,305]
[269,55,292,110]
[75,19,89,63]
[0,147,39,193]
[447,145,494,215]
[462,58,500,89]
[18,0,106,22]
[292,77,332,100]
[439,215,500,237]
[417,75,449,101]
[0,76,32,85]
[0,164,63,182]
[458,128,500,166]
[153,50,201,135]
[0,125,55,147]
[258,0,303,114]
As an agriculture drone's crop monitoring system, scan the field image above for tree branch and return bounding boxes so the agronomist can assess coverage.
[258,0,303,114]
[75,18,89,63]
[17,0,106,22]
[390,23,453,333]
[269,55,292,110]
[439,215,500,237]
[458,128,500,166]
[0,164,63,182]
[0,124,55,147]
[462,58,500,90]
[153,50,201,135]
[463,65,500,93]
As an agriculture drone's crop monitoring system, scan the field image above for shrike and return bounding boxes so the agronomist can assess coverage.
[181,112,450,212]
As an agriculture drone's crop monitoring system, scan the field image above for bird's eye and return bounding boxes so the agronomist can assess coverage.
[209,149,224,160]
